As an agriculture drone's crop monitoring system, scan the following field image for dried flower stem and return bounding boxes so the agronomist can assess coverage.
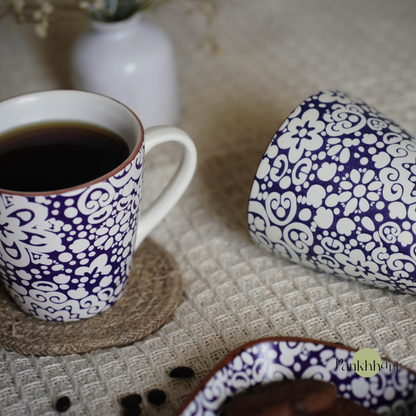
[0,0,221,40]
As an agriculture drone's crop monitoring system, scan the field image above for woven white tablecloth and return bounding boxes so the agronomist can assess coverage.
[1,0,416,415]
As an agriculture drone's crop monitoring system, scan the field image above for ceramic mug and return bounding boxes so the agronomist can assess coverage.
[248,89,416,294]
[0,90,197,321]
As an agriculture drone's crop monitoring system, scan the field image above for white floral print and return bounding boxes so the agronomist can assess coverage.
[0,146,144,321]
[248,90,416,294]
[0,196,65,267]
[277,108,325,164]
[338,169,382,215]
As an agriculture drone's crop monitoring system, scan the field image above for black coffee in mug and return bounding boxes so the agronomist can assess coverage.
[0,121,130,192]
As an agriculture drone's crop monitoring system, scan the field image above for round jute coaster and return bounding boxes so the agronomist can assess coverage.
[0,239,182,356]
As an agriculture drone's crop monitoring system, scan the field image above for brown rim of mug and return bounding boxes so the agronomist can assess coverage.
[174,336,416,416]
[0,90,144,196]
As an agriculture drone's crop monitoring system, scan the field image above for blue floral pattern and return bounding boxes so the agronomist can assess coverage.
[178,339,416,416]
[0,146,144,321]
[248,90,416,294]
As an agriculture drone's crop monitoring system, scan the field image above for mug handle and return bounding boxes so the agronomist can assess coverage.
[134,126,197,250]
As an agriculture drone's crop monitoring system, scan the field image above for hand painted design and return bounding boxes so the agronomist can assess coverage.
[277,108,325,163]
[248,90,416,294]
[179,339,416,416]
[0,147,144,321]
[0,196,65,268]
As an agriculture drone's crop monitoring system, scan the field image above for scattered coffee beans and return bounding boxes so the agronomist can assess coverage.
[123,405,141,416]
[147,389,167,406]
[117,367,193,412]
[121,394,142,408]
[169,366,195,378]
[55,396,71,412]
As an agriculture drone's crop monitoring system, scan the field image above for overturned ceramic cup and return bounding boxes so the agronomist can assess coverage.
[248,89,416,294]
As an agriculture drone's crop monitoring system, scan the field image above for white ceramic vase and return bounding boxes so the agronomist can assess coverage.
[71,12,180,129]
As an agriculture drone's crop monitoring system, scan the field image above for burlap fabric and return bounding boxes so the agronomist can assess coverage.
[0,239,182,356]
[1,0,416,415]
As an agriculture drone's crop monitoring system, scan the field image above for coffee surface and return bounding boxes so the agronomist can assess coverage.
[0,122,130,192]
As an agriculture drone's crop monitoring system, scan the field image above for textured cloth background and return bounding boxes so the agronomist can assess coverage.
[1,0,416,415]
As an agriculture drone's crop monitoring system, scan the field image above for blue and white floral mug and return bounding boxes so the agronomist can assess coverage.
[0,90,197,321]
[249,90,416,294]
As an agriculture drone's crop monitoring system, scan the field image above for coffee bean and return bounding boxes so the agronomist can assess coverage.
[121,394,142,408]
[123,405,141,416]
[147,389,166,406]
[169,366,195,378]
[55,396,71,412]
